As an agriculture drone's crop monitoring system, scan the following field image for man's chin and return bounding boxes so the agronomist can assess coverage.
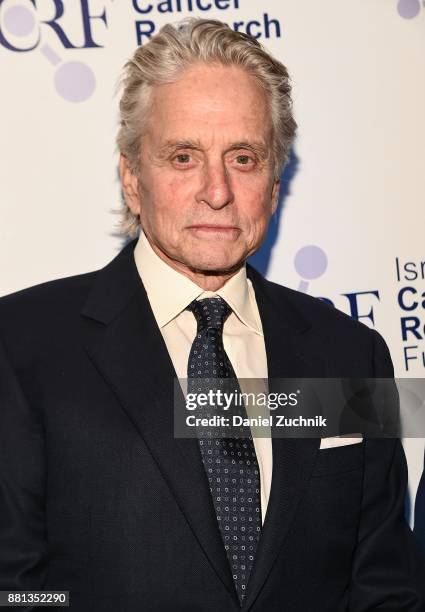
[186,257,244,276]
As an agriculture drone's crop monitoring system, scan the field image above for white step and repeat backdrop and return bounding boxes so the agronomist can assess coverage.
[1,0,424,522]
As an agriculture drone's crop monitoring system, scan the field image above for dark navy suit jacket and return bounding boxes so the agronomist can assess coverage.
[0,239,424,611]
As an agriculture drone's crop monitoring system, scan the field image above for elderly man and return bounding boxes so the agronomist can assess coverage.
[0,18,423,612]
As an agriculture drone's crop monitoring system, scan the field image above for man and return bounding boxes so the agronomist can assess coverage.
[0,18,423,612]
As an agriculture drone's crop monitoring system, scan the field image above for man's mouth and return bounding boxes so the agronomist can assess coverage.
[187,224,240,234]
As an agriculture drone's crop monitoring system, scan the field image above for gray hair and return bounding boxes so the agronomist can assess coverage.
[115,18,297,237]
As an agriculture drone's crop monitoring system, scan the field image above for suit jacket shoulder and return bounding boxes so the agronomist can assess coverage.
[0,271,96,367]
[0,240,136,366]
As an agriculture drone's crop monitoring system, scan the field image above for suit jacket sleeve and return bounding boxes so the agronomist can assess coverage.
[0,336,49,604]
[348,330,425,611]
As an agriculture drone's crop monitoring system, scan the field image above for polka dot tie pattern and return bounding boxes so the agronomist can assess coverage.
[186,297,262,605]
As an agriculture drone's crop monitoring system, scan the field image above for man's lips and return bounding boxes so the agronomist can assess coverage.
[187,224,241,239]
[187,224,239,232]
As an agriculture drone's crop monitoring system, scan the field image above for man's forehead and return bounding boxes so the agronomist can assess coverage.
[148,63,270,121]
[144,64,274,156]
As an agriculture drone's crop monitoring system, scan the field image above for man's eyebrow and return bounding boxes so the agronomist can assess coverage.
[157,140,203,156]
[225,142,269,158]
[157,140,269,158]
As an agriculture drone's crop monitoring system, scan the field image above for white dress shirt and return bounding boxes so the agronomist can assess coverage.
[134,230,273,523]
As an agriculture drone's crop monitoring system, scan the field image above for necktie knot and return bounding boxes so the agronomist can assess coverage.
[186,297,232,332]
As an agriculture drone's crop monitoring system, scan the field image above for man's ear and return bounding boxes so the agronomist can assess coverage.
[271,180,280,215]
[119,154,141,217]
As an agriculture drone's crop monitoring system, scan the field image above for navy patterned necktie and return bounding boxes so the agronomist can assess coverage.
[186,296,262,605]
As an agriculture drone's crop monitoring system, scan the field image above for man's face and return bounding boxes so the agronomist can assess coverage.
[120,62,280,277]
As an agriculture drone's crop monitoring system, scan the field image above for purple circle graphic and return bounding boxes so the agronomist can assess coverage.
[294,245,328,280]
[54,62,96,103]
[397,0,420,18]
[3,5,35,36]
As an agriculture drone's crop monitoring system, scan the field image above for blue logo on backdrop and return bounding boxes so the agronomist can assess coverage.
[0,0,108,51]
[294,245,381,329]
[0,0,109,101]
[296,248,425,372]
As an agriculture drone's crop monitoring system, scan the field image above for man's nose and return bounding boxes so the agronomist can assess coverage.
[195,161,235,210]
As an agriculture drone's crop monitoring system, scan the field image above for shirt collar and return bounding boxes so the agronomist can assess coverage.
[133,231,262,335]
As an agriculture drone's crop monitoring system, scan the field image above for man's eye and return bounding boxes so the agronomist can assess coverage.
[236,155,253,165]
[174,154,191,164]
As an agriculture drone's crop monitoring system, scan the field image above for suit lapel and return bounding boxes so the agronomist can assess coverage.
[81,240,239,604]
[242,266,322,610]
